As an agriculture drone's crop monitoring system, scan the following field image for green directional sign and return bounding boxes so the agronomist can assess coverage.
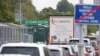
[22,20,48,25]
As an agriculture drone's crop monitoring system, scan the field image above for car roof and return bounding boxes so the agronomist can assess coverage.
[48,45,71,49]
[69,38,90,41]
[1,43,46,47]
[47,46,62,50]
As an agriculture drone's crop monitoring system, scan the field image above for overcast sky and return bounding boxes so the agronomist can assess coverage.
[32,0,93,11]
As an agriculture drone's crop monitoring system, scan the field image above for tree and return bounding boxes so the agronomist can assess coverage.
[38,7,56,20]
[56,0,74,15]
[87,25,98,35]
[22,1,37,19]
[8,0,38,20]
[68,3,74,14]
[0,0,15,23]
[57,0,69,12]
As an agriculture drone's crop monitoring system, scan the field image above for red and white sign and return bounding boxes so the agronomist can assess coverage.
[49,16,74,43]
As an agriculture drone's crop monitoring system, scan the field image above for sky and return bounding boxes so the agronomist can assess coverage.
[32,0,93,11]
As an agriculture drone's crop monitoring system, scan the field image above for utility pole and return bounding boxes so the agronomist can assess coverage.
[19,0,22,25]
[78,0,84,56]
[94,0,100,56]
[19,0,23,42]
[80,0,83,4]
[98,25,100,56]
[94,1,100,56]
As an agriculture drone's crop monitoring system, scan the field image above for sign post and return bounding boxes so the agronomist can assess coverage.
[75,5,100,24]
[75,4,100,56]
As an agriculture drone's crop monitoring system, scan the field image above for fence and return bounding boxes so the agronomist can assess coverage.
[0,23,33,45]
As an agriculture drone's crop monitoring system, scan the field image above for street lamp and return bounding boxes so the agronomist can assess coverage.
[19,0,22,25]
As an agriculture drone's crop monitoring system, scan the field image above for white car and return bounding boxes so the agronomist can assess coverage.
[47,46,63,56]
[68,38,95,56]
[85,46,95,56]
[48,45,76,56]
[0,43,51,56]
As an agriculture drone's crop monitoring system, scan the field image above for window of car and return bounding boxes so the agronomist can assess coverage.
[63,48,70,56]
[69,40,91,46]
[1,47,40,56]
[50,50,60,56]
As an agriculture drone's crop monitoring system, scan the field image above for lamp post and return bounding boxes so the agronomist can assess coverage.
[19,0,23,42]
[19,0,22,25]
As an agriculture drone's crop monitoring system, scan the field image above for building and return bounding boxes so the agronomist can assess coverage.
[0,23,33,45]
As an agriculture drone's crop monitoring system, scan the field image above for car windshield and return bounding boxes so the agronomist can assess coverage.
[1,47,40,56]
[63,48,70,56]
[50,50,60,56]
[89,37,96,41]
[69,40,90,46]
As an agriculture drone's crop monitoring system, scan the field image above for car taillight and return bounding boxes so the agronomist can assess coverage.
[68,53,73,56]
[84,53,89,56]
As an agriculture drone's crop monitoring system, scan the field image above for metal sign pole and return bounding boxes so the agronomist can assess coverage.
[98,25,100,56]
[78,24,84,56]
[78,0,84,56]
[93,0,100,56]
[80,0,83,4]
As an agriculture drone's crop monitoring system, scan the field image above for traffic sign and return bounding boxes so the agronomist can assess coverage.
[22,20,48,25]
[75,5,100,24]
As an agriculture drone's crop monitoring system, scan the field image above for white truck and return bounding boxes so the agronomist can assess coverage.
[0,43,51,56]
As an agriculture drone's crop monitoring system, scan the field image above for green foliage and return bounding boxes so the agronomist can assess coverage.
[56,0,74,15]
[8,0,38,21]
[38,7,56,19]
[22,0,38,19]
[87,25,98,35]
[57,0,69,12]
[0,0,74,22]
[0,0,15,23]
[38,0,74,19]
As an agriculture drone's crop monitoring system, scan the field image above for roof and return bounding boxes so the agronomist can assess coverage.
[69,38,91,43]
[49,15,73,16]
[85,35,97,38]
[69,38,90,40]
[5,23,27,28]
[0,23,8,26]
[1,43,46,47]
[48,45,71,48]
[47,46,62,50]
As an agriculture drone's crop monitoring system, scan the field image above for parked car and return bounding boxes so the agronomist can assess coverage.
[0,43,51,56]
[84,36,99,56]
[68,38,95,56]
[48,45,78,56]
[84,35,97,47]
[47,46,63,56]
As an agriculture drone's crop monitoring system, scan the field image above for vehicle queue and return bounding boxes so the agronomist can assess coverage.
[0,35,98,56]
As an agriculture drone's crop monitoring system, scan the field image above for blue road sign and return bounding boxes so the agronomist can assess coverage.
[75,5,100,24]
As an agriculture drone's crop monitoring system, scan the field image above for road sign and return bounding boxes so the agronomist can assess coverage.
[22,20,48,25]
[75,5,100,24]
[49,16,73,43]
